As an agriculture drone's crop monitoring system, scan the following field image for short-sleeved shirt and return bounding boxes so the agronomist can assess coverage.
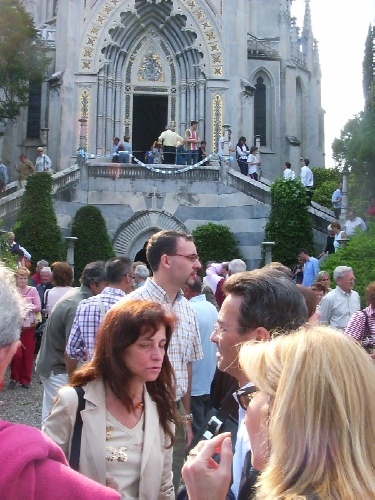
[118,278,203,401]
[66,287,126,362]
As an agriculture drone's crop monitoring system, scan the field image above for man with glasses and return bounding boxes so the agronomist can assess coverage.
[118,230,203,494]
[65,257,133,372]
[210,268,307,498]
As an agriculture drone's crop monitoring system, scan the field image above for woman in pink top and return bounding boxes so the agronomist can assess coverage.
[9,266,41,389]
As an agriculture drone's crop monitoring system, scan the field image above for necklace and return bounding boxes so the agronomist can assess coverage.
[133,401,144,410]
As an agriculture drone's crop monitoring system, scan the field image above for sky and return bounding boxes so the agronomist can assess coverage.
[291,0,374,166]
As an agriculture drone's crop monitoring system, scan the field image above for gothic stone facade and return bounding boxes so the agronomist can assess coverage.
[3,0,324,182]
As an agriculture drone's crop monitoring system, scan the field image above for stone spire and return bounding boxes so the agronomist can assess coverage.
[302,0,313,41]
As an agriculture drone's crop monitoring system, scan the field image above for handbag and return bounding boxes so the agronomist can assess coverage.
[35,290,50,339]
[360,309,375,354]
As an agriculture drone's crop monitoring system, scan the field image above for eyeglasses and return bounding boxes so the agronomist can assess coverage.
[235,385,259,411]
[213,322,248,339]
[168,253,200,262]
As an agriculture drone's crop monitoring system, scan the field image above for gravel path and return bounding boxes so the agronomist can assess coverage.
[1,364,43,428]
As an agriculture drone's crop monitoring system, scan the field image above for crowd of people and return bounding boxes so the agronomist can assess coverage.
[0,229,375,499]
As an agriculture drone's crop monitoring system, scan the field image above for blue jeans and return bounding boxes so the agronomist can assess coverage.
[191,394,211,435]
[186,150,199,165]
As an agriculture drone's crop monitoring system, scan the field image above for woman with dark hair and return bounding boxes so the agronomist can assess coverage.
[236,136,249,176]
[44,299,176,498]
[45,261,74,314]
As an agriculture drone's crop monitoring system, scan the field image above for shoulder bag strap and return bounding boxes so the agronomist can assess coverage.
[69,386,86,471]
[360,310,371,342]
[96,297,106,318]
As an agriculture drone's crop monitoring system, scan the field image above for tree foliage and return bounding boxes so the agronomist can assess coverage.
[263,179,314,268]
[363,25,373,111]
[192,222,242,267]
[14,173,65,266]
[311,167,341,208]
[332,111,375,213]
[71,205,115,283]
[321,220,375,306]
[331,25,375,214]
[0,0,50,122]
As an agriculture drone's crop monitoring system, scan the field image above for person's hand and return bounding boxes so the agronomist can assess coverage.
[369,352,375,360]
[182,433,233,500]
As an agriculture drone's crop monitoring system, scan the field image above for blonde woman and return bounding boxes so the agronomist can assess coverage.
[183,327,375,499]
[9,267,41,389]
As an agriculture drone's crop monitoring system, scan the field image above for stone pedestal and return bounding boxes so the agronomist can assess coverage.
[262,241,275,265]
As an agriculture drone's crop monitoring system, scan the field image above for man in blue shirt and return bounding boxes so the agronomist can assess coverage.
[298,248,319,287]
[331,182,342,219]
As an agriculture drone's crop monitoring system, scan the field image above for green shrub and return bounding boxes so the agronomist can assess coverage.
[13,173,65,266]
[320,220,375,306]
[71,205,115,282]
[311,167,341,208]
[192,222,242,266]
[263,179,314,268]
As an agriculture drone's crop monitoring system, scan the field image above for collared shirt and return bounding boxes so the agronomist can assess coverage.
[300,165,314,187]
[301,256,319,287]
[189,295,218,397]
[331,188,342,208]
[118,278,203,401]
[231,383,253,499]
[283,168,295,180]
[158,129,183,147]
[66,287,126,362]
[345,304,375,346]
[344,217,367,237]
[319,286,360,330]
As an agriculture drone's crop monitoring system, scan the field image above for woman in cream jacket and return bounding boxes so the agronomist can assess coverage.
[44,299,176,499]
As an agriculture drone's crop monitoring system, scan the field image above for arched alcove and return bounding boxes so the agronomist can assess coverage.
[113,210,187,259]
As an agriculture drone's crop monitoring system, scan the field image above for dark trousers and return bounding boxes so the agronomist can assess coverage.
[186,150,199,166]
[10,327,36,385]
[173,400,187,495]
[191,394,211,435]
[237,159,248,176]
[334,207,341,219]
[163,146,176,164]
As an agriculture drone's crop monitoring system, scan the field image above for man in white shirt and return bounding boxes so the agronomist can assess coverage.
[283,162,295,180]
[210,268,307,498]
[300,158,314,203]
[319,266,360,330]
[158,125,184,164]
[344,210,367,237]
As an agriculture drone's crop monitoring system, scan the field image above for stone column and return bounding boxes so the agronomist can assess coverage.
[262,241,275,265]
[65,237,78,280]
[340,164,349,226]
[114,81,122,135]
[198,78,205,135]
[189,81,196,121]
[105,78,114,156]
[220,124,231,183]
[78,119,88,181]
[96,74,106,156]
[40,128,49,148]
[180,83,187,132]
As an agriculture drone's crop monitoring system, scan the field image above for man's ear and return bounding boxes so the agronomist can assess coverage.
[253,327,271,342]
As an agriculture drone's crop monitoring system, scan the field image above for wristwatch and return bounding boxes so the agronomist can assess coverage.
[186,413,194,423]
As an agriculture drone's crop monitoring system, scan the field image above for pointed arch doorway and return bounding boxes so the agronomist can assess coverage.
[132,95,168,162]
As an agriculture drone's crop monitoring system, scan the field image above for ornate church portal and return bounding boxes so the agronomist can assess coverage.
[78,0,226,160]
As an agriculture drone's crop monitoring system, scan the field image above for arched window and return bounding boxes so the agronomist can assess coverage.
[254,76,266,146]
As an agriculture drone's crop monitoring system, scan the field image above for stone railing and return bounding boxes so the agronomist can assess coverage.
[0,166,80,226]
[247,34,280,58]
[88,163,220,182]
[227,169,335,232]
[228,169,271,205]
